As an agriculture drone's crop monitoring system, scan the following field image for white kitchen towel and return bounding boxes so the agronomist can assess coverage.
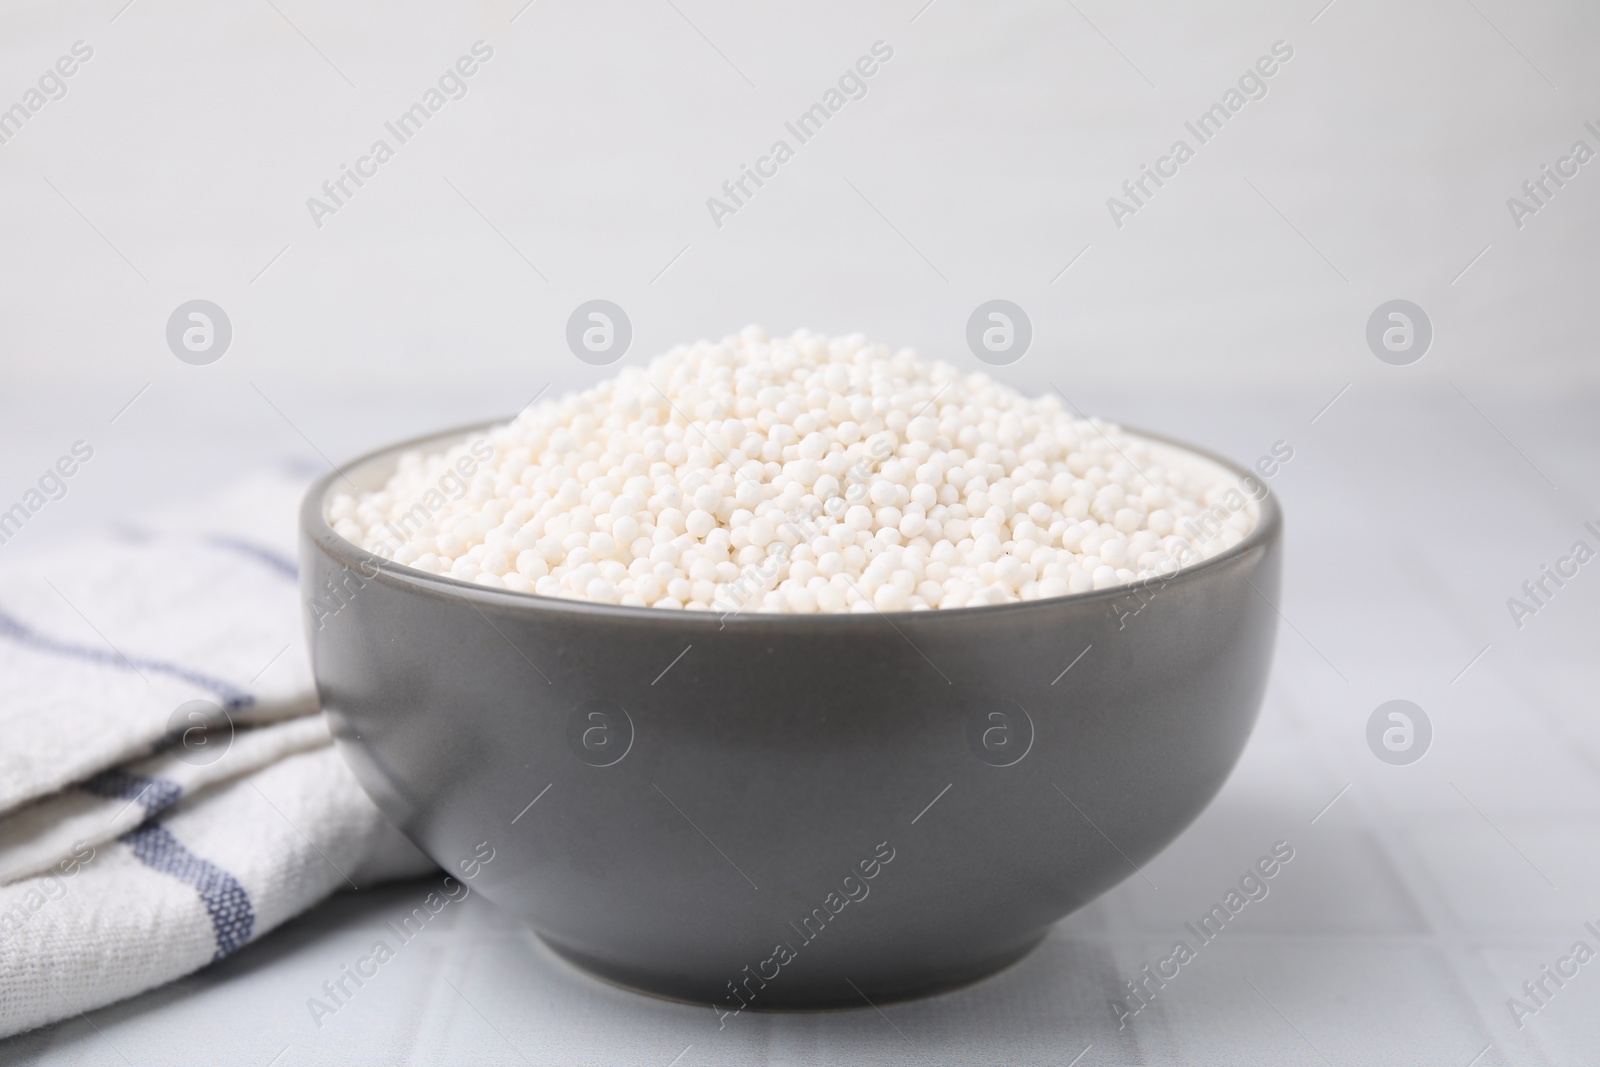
[0,467,433,1038]
[0,470,320,814]
[0,744,429,1038]
[0,715,334,885]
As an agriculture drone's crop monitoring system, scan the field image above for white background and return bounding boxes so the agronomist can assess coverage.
[2,0,1596,518]
[3,0,1598,522]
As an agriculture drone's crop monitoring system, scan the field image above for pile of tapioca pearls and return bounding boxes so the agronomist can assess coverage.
[333,327,1254,612]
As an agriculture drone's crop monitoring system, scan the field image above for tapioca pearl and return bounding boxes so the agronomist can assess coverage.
[863,578,902,611]
[1099,539,1129,568]
[1038,575,1070,598]
[783,584,817,612]
[993,555,1023,588]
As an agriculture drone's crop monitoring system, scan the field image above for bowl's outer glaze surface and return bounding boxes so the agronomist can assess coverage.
[302,422,1282,1010]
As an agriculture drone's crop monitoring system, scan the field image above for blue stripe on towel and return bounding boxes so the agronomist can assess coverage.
[0,603,254,708]
[123,822,255,959]
[80,769,184,819]
[205,536,298,581]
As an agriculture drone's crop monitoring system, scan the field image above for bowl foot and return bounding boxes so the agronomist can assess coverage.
[537,930,1050,1012]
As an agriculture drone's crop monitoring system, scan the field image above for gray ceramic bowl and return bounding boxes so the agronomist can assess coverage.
[301,419,1282,1012]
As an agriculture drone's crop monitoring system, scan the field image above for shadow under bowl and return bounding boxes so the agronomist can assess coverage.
[300,419,1283,1011]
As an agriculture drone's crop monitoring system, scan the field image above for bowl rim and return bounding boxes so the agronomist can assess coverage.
[301,416,1282,626]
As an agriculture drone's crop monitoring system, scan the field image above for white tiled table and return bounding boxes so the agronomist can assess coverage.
[3,388,1595,1066]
